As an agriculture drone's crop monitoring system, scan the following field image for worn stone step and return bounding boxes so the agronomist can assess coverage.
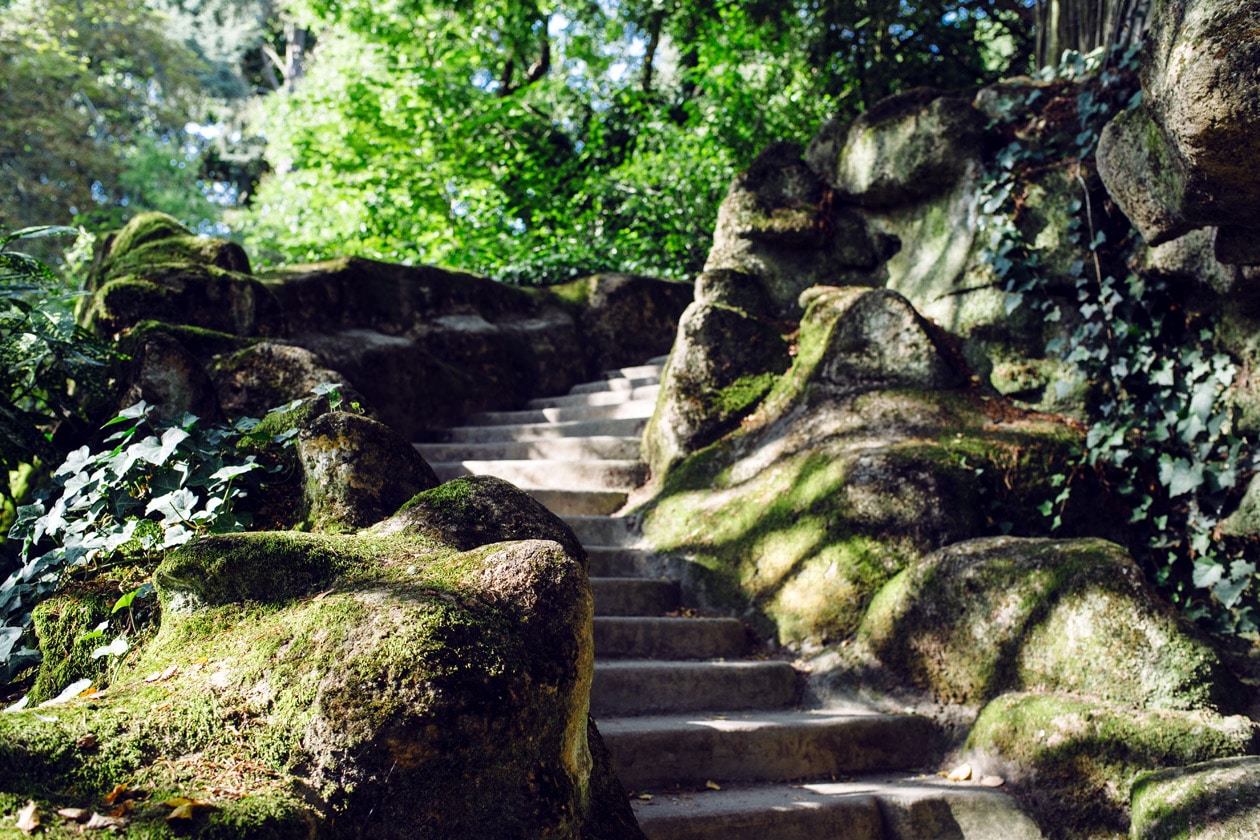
[561,516,638,547]
[570,376,661,395]
[525,488,628,516]
[414,437,641,463]
[591,578,680,616]
[589,547,674,577]
[591,661,797,716]
[438,417,648,443]
[594,617,748,660]
[430,460,647,492]
[600,710,942,789]
[526,385,660,410]
[465,398,657,427]
[630,777,1043,840]
[614,364,665,380]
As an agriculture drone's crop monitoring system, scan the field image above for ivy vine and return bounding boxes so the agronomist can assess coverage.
[977,45,1259,633]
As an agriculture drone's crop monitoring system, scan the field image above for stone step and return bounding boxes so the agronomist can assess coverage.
[438,417,648,443]
[591,578,680,616]
[591,661,797,716]
[600,710,942,790]
[561,516,638,547]
[630,777,1044,840]
[593,617,748,660]
[614,364,665,380]
[430,460,647,492]
[465,398,657,427]
[526,488,628,516]
[589,547,667,577]
[414,437,641,463]
[526,384,660,410]
[570,376,661,395]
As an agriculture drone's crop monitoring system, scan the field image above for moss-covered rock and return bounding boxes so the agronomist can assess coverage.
[27,593,114,705]
[210,342,364,420]
[856,537,1245,712]
[375,475,586,565]
[703,142,897,316]
[1130,756,1260,840]
[807,89,987,208]
[116,330,222,423]
[295,412,440,532]
[83,264,287,341]
[1,478,640,838]
[963,692,1260,839]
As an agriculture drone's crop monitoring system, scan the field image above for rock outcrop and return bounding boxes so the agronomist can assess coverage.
[1,477,643,839]
[79,214,691,440]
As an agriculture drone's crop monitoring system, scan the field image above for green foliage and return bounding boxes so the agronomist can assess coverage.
[977,46,1260,632]
[236,1,1033,282]
[0,227,120,505]
[0,399,299,684]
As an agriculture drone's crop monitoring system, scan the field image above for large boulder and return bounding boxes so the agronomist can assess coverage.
[210,341,364,420]
[1098,0,1260,258]
[1131,757,1260,839]
[703,142,897,317]
[640,286,1099,648]
[964,693,1259,839]
[82,213,287,340]
[295,411,441,531]
[854,537,1245,712]
[806,89,988,208]
[641,271,792,476]
[0,479,643,839]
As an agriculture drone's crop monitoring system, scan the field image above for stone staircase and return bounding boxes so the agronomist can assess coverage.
[416,359,1044,840]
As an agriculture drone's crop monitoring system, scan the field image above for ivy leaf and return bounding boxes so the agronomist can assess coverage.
[55,445,93,477]
[1193,560,1224,589]
[146,489,198,524]
[208,462,259,484]
[1161,457,1205,497]
[161,524,194,549]
[0,626,22,662]
[1214,575,1251,609]
[91,636,129,660]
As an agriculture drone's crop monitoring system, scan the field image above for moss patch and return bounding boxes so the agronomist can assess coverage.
[965,692,1260,839]
[1131,757,1260,840]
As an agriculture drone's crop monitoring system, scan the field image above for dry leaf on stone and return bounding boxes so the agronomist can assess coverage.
[15,800,39,835]
[57,808,88,822]
[163,797,210,821]
[705,781,721,791]
[946,763,972,782]
[636,794,653,800]
[979,775,1005,787]
[76,733,99,750]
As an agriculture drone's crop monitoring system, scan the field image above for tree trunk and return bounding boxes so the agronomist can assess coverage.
[1035,0,1153,69]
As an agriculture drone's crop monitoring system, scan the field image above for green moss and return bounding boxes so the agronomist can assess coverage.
[1130,757,1260,840]
[857,537,1242,711]
[108,213,190,262]
[542,277,593,308]
[106,236,249,283]
[28,592,114,704]
[965,692,1259,839]
[707,372,776,417]
[82,278,176,336]
[122,321,256,363]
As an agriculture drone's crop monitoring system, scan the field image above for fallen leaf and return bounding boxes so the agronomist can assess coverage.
[108,800,133,818]
[166,804,197,821]
[3,696,29,713]
[84,811,128,831]
[979,775,1005,787]
[102,785,130,806]
[78,684,100,699]
[704,781,721,791]
[946,763,972,782]
[15,800,39,835]
[636,793,653,801]
[76,733,99,749]
[57,808,88,822]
